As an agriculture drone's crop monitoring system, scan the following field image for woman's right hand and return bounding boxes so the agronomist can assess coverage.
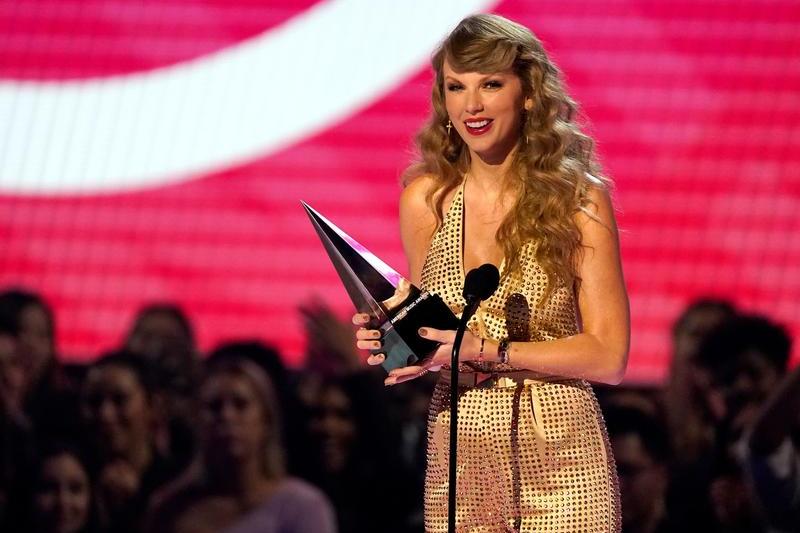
[352,313,386,366]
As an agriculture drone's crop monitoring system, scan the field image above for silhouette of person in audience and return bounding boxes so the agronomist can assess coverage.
[147,357,336,533]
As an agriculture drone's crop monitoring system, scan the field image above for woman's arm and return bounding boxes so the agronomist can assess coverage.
[356,175,438,363]
[398,174,438,285]
[748,365,800,455]
[402,184,630,385]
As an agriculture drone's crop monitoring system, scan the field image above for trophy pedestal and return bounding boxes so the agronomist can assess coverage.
[378,290,459,371]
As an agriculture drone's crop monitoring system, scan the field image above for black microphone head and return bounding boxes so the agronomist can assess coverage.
[463,263,500,302]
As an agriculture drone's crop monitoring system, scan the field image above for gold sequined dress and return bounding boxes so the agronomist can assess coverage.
[420,182,621,532]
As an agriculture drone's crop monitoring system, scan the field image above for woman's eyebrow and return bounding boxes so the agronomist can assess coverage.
[444,72,507,83]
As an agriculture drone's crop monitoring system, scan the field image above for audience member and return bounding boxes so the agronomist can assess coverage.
[0,331,36,531]
[80,350,182,533]
[206,341,290,411]
[295,372,417,533]
[124,303,200,474]
[125,303,197,364]
[0,329,25,421]
[604,405,674,533]
[665,298,737,465]
[694,313,791,532]
[206,341,307,474]
[696,314,790,447]
[0,288,80,440]
[0,289,57,392]
[745,359,800,532]
[299,299,363,376]
[24,442,98,533]
[146,358,336,533]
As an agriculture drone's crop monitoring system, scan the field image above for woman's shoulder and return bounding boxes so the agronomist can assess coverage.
[578,173,613,213]
[399,174,438,227]
[400,173,460,216]
[575,173,617,235]
[263,478,337,532]
[400,173,436,204]
[273,477,331,504]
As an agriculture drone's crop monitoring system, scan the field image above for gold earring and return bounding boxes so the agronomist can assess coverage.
[446,120,452,135]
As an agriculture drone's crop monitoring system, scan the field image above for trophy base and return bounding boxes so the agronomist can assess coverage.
[377,291,459,372]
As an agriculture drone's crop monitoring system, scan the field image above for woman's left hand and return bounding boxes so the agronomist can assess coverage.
[384,327,482,386]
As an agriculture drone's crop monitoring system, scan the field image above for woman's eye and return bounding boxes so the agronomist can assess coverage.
[446,84,463,92]
[484,80,503,89]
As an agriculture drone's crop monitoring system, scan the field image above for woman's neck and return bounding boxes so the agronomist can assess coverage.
[121,440,153,474]
[467,144,518,193]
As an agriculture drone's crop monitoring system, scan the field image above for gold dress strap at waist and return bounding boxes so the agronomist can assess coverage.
[439,369,573,388]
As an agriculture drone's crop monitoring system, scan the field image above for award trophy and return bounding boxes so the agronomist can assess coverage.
[302,202,459,372]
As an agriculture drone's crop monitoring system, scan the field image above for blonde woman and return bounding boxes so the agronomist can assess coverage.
[355,14,629,532]
[146,358,336,533]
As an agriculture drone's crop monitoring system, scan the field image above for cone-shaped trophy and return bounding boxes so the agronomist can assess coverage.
[302,202,458,372]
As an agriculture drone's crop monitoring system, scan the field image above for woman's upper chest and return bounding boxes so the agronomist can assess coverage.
[459,181,515,273]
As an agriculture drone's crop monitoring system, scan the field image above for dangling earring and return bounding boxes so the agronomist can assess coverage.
[446,120,452,135]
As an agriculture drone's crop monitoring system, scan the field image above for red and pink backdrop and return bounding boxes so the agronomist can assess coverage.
[1,0,799,383]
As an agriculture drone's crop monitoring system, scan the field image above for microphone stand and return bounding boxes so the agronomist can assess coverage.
[447,297,480,533]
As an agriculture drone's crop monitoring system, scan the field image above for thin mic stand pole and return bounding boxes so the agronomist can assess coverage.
[448,298,478,533]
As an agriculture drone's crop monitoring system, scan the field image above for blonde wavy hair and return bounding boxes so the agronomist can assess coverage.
[405,14,610,302]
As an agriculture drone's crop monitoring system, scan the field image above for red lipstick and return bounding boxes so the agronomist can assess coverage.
[464,118,493,136]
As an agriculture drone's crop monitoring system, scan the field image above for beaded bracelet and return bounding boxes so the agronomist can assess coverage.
[478,337,485,362]
[498,338,510,365]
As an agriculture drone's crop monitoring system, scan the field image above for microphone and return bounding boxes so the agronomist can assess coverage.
[447,262,500,532]
[462,263,500,304]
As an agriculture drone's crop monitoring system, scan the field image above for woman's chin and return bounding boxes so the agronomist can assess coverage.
[468,140,519,166]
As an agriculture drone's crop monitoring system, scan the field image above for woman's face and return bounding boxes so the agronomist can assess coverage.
[199,373,267,463]
[18,303,54,382]
[34,453,91,533]
[0,333,25,411]
[308,384,356,473]
[443,59,530,164]
[81,365,152,459]
[126,311,192,361]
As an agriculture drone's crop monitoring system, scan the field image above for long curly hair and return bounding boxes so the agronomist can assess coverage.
[405,14,610,302]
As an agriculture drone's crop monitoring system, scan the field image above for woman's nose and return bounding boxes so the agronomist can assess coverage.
[465,90,484,114]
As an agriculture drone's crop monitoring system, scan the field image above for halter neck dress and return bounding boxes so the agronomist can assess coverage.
[419,180,621,532]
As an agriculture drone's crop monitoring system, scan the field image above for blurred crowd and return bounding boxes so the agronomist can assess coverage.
[0,288,797,533]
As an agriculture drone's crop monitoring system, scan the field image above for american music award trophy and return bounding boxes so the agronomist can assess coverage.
[302,202,459,371]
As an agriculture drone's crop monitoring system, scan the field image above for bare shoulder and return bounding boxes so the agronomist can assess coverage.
[400,174,436,213]
[577,175,617,230]
[400,174,440,236]
[399,174,438,284]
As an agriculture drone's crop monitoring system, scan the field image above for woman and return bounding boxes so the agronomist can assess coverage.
[26,443,98,533]
[81,351,182,533]
[146,357,336,533]
[354,14,629,531]
[296,373,418,533]
[0,289,80,440]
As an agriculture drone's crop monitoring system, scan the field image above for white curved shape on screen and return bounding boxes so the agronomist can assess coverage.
[0,0,497,195]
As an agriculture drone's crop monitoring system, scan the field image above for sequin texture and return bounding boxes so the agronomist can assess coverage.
[420,181,621,532]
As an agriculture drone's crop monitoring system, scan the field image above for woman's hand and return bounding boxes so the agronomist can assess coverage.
[300,298,362,375]
[97,460,141,511]
[385,327,483,386]
[352,313,387,366]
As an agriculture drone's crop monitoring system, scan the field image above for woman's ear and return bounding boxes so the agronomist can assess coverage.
[524,98,533,111]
